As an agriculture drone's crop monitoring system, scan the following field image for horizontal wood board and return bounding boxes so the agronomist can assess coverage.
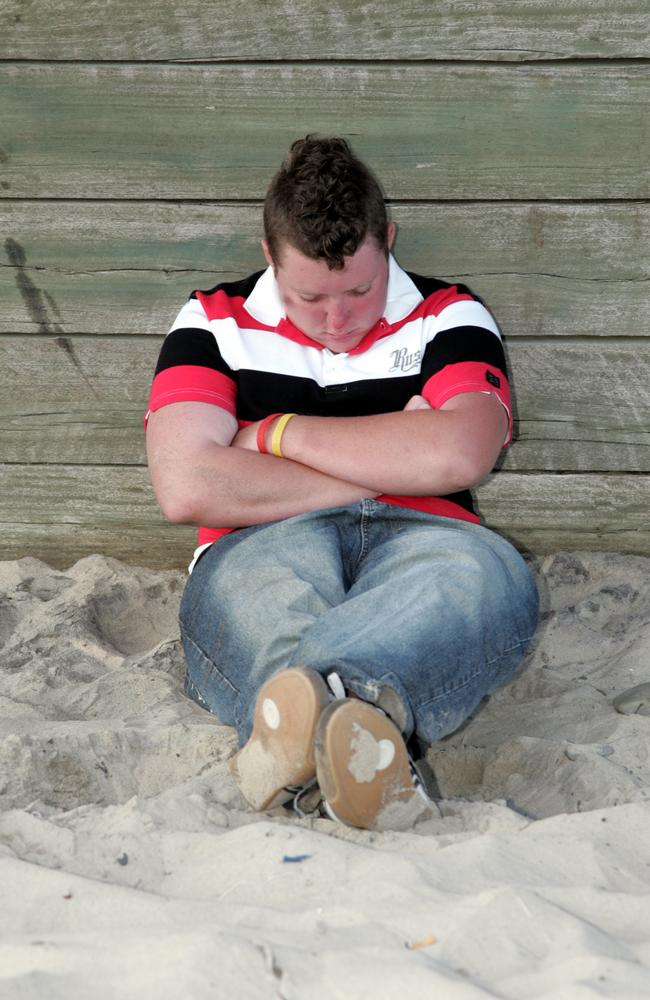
[1,335,649,472]
[2,64,650,200]
[2,1,649,61]
[2,201,648,339]
[2,465,649,567]
[2,13,648,564]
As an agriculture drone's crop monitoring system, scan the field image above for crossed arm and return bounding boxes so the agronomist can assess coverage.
[146,391,507,528]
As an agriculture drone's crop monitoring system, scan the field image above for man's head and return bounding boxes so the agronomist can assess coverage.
[263,135,390,271]
[262,136,395,352]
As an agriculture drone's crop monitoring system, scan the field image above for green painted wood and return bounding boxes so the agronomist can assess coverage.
[2,201,648,338]
[2,465,649,567]
[1,335,650,472]
[2,64,649,200]
[1,0,648,61]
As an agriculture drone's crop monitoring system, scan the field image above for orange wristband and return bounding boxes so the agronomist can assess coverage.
[256,413,281,454]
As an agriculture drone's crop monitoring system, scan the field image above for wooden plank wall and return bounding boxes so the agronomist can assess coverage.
[1,2,649,568]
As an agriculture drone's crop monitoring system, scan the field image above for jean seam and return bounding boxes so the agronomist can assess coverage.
[418,633,533,708]
[352,500,372,575]
[485,633,535,667]
[180,626,240,698]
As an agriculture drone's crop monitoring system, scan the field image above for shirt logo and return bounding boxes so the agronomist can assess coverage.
[389,347,422,373]
[485,370,501,388]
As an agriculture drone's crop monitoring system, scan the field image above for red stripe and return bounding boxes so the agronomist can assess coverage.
[276,317,330,348]
[422,361,512,444]
[198,525,235,545]
[405,284,475,320]
[377,495,480,523]
[196,289,276,332]
[146,365,237,417]
[349,285,476,353]
[196,284,477,354]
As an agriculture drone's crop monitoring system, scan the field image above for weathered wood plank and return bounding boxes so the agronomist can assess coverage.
[2,64,649,200]
[1,335,649,472]
[1,0,648,61]
[2,201,649,339]
[0,464,195,569]
[2,466,649,568]
[0,403,144,465]
[477,473,650,556]
[501,338,650,473]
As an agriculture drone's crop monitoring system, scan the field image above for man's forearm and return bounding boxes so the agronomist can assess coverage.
[276,400,504,495]
[151,439,377,527]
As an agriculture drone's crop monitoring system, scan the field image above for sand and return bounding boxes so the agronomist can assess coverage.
[1,550,650,998]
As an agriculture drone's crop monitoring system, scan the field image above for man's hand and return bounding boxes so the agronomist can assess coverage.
[403,394,432,411]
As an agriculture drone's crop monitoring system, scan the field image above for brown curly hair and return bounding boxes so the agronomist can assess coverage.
[263,136,389,270]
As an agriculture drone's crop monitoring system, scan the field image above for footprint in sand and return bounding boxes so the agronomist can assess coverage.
[613,683,650,716]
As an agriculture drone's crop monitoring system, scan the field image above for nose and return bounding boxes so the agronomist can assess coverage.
[326,299,349,332]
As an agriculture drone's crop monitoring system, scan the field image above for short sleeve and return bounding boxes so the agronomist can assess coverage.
[420,300,513,445]
[144,297,237,427]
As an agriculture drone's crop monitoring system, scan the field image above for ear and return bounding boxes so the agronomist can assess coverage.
[261,239,274,268]
[386,222,397,251]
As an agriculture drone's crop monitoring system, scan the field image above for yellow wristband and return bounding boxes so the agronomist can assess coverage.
[271,412,297,457]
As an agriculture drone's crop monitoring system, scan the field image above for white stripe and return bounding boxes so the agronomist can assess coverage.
[217,323,326,380]
[434,299,501,339]
[188,542,213,574]
[167,287,501,387]
[204,319,415,385]
[169,296,214,334]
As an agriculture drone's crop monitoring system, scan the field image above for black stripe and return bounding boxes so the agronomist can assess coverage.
[441,489,476,517]
[189,271,265,301]
[421,326,507,383]
[154,327,233,378]
[236,370,422,422]
[407,272,487,308]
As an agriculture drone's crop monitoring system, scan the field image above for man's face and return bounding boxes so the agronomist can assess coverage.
[263,225,395,353]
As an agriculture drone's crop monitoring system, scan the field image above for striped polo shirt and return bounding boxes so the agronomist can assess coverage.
[147,255,511,551]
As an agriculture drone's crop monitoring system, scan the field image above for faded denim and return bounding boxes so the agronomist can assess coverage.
[180,502,539,747]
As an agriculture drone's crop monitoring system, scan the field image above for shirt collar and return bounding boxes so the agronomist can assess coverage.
[243,253,423,331]
[383,253,424,324]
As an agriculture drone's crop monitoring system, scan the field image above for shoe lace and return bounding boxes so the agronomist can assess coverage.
[286,779,322,818]
[325,671,346,700]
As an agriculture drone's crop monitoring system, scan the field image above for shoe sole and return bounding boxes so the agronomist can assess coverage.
[230,667,330,811]
[314,700,416,830]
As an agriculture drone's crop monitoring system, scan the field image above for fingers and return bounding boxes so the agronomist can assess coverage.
[403,394,432,411]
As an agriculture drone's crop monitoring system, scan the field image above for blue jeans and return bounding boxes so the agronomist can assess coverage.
[179,502,539,747]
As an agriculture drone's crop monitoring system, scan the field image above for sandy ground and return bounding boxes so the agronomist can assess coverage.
[1,550,650,998]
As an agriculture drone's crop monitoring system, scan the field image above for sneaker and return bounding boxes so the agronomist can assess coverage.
[230,667,330,811]
[314,699,432,830]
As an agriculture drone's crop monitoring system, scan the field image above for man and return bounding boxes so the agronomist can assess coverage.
[145,136,538,830]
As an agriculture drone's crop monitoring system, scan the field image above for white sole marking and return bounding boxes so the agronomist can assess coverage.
[262,698,280,730]
[348,725,396,782]
[376,739,395,771]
